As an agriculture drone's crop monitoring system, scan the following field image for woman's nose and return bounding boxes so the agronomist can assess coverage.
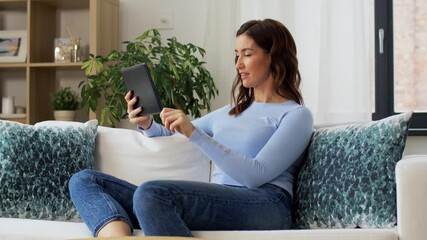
[235,57,243,69]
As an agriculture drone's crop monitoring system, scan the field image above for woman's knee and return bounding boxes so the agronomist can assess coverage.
[69,169,98,195]
[133,180,173,212]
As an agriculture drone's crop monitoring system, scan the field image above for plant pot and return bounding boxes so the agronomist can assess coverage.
[53,110,76,121]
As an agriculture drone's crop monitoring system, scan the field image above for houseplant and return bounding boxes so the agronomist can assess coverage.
[50,87,80,121]
[79,28,218,127]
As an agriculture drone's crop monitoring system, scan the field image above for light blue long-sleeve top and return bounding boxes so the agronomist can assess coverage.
[140,100,313,196]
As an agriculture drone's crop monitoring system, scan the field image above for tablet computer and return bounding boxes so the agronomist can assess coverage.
[121,63,163,115]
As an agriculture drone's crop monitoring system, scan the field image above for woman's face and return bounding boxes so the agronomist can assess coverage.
[235,34,272,89]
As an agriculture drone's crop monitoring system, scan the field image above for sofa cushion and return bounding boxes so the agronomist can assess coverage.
[95,126,211,185]
[293,112,412,229]
[0,217,399,240]
[0,120,97,221]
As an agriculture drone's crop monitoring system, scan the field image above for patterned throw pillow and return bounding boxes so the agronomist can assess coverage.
[293,112,412,229]
[0,120,97,221]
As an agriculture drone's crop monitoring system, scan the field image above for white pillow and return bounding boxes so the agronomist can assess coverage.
[34,119,99,129]
[34,121,211,185]
[95,126,211,185]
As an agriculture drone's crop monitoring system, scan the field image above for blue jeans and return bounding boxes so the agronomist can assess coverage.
[69,169,292,237]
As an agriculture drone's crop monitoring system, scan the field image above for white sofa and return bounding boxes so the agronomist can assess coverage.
[0,123,426,240]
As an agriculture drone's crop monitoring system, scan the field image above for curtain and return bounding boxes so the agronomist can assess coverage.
[292,0,374,125]
[204,0,373,125]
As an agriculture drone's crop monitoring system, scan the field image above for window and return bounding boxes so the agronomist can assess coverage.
[374,0,427,135]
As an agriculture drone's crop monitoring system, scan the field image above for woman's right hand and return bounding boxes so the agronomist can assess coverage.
[125,91,153,129]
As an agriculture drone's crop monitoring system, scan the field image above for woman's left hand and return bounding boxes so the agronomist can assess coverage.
[160,108,196,138]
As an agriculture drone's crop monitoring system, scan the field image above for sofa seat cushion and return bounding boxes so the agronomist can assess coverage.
[95,126,211,185]
[0,218,92,239]
[0,218,398,240]
[0,120,98,221]
[195,229,398,240]
[293,112,412,229]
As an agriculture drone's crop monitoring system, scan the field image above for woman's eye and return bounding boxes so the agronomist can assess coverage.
[235,53,251,61]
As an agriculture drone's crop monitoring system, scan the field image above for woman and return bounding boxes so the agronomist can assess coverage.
[69,18,313,237]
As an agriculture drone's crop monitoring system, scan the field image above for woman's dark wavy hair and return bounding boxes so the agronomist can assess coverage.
[229,19,304,115]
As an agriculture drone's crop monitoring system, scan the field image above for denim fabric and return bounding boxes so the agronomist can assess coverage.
[69,169,292,237]
[69,170,139,236]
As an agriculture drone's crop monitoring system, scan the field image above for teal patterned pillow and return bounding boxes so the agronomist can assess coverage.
[0,120,97,221]
[293,112,412,229]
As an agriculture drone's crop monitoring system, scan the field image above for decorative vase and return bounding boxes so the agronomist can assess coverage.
[53,110,76,121]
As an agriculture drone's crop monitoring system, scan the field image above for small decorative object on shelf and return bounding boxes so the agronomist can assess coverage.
[15,106,25,114]
[54,38,82,63]
[2,96,15,114]
[0,30,27,63]
[50,87,80,121]
[54,38,73,63]
[70,39,81,63]
[54,27,82,63]
[67,27,82,63]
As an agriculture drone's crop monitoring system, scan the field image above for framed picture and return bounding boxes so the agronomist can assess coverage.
[0,30,27,63]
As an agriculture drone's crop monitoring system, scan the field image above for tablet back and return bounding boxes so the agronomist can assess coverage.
[121,63,163,115]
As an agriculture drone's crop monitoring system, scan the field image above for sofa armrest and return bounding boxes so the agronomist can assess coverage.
[396,154,427,240]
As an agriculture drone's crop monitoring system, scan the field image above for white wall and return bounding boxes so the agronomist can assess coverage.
[118,0,427,155]
[120,0,207,45]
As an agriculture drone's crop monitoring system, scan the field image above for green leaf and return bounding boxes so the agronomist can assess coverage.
[50,87,80,110]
